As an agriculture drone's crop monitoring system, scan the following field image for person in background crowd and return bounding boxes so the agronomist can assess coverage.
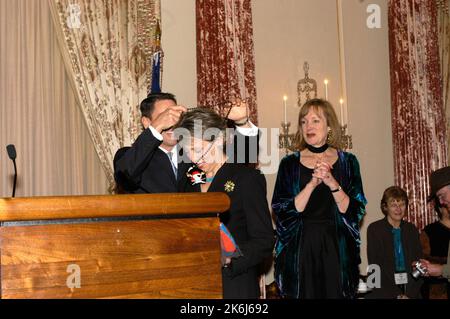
[367,186,423,299]
[414,166,450,284]
[420,202,450,299]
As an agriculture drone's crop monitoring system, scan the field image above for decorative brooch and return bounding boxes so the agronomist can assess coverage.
[224,181,235,193]
[186,164,206,185]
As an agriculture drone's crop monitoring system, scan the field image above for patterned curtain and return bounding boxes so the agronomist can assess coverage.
[437,0,450,164]
[388,0,449,230]
[196,0,258,124]
[48,0,161,188]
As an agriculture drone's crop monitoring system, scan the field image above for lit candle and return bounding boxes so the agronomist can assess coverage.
[339,98,344,125]
[324,79,329,100]
[283,95,288,123]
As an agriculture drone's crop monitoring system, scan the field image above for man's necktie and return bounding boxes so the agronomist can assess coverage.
[166,151,177,178]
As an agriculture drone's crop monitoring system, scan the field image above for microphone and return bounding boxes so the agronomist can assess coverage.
[6,144,17,198]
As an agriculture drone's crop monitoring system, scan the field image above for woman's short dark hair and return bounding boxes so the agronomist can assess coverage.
[174,107,228,144]
[380,186,409,215]
[140,92,177,119]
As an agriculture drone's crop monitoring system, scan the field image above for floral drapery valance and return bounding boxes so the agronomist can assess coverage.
[49,0,161,188]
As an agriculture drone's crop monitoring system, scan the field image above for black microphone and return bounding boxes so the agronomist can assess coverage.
[6,144,17,198]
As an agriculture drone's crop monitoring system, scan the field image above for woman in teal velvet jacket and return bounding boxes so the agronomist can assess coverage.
[272,98,367,299]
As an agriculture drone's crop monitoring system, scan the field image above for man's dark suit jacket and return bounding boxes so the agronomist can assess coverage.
[114,129,188,193]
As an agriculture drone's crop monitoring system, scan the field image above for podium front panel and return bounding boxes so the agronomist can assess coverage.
[0,217,222,299]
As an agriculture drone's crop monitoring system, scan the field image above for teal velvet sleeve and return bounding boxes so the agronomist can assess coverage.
[271,153,302,257]
[339,152,367,245]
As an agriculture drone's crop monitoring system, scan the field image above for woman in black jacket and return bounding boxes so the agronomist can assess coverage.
[367,186,423,299]
[175,107,275,299]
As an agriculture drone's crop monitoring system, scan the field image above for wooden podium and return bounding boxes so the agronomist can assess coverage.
[0,193,230,299]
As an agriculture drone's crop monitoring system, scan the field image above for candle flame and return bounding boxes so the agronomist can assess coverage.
[283,95,288,101]
[339,98,344,104]
[324,79,329,85]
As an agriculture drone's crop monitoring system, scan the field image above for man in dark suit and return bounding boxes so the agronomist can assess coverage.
[114,92,258,194]
[114,93,186,193]
[414,166,450,282]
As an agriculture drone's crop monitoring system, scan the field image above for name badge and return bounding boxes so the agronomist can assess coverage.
[394,272,408,285]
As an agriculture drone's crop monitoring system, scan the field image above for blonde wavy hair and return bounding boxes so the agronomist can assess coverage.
[292,98,342,151]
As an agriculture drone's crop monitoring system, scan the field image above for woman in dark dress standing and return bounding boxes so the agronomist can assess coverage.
[174,107,274,299]
[272,98,367,299]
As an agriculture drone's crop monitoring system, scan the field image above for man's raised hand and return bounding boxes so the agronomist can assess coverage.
[152,105,187,133]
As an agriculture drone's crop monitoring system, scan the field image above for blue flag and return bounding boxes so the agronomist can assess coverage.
[150,51,161,94]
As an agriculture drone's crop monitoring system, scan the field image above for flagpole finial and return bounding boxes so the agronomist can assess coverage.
[155,19,161,49]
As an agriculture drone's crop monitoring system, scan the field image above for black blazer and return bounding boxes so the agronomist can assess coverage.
[366,218,423,299]
[181,163,275,299]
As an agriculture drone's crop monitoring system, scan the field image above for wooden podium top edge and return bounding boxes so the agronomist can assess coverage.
[0,193,230,222]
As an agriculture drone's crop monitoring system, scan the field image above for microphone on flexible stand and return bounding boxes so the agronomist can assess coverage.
[6,144,17,198]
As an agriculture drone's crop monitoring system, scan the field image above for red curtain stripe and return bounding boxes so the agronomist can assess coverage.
[196,0,258,124]
[388,0,448,230]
